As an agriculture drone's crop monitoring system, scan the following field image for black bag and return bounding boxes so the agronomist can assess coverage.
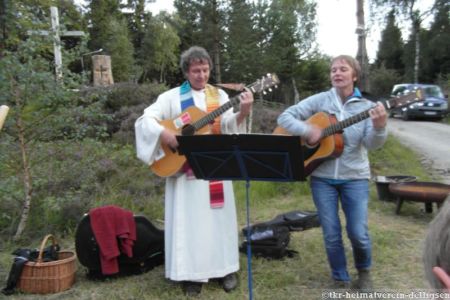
[2,245,61,295]
[75,214,164,279]
[242,210,320,235]
[240,225,296,259]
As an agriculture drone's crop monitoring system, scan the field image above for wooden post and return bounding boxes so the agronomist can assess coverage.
[92,55,114,86]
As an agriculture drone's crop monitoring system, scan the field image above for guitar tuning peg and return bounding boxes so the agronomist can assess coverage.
[263,91,267,95]
[268,88,272,92]
[274,85,278,89]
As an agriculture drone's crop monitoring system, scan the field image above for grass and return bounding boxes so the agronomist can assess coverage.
[0,135,443,300]
[444,114,450,125]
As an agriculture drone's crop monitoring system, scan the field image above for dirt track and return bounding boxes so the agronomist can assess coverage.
[387,118,450,184]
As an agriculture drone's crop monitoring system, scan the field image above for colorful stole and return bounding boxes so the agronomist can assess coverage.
[180,81,225,208]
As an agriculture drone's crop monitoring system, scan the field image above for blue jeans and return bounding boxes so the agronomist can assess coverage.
[310,177,371,282]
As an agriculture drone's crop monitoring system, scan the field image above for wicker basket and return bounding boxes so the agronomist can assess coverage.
[17,234,77,294]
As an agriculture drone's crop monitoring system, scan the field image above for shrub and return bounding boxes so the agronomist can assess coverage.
[369,66,402,98]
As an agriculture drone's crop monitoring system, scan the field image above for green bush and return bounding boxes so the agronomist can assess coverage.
[0,138,165,241]
[369,66,402,98]
[105,82,167,110]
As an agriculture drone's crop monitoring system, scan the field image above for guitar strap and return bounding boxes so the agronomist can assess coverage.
[180,81,225,209]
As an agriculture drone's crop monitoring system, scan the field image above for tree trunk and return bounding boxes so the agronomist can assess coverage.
[12,80,33,241]
[160,63,164,83]
[414,35,420,83]
[356,0,370,93]
[212,0,221,83]
[412,17,420,83]
[292,77,300,103]
[13,114,33,241]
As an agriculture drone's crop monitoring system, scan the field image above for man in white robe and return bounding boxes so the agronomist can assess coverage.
[134,46,253,296]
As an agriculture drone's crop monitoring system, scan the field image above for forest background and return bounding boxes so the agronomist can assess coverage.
[0,1,449,298]
[0,0,449,246]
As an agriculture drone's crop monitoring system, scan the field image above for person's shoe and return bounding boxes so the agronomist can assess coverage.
[221,273,238,293]
[354,269,373,290]
[332,280,351,289]
[182,281,203,297]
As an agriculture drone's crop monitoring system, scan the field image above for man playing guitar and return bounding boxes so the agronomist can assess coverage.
[135,46,253,296]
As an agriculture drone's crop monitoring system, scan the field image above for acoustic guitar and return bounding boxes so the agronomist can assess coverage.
[273,88,425,176]
[151,74,280,177]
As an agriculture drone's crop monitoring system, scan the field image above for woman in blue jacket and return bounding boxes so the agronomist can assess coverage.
[277,55,387,289]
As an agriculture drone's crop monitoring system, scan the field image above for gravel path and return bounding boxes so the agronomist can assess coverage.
[387,118,450,184]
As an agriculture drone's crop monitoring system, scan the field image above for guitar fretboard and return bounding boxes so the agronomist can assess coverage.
[191,97,240,130]
[187,74,278,132]
[322,109,372,137]
[321,97,399,138]
[320,88,421,138]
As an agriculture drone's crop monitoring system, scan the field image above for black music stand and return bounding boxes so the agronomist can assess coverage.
[177,134,305,300]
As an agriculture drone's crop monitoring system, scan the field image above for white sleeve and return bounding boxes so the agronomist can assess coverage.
[134,92,172,165]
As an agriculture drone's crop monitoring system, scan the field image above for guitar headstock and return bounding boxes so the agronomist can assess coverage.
[248,73,280,95]
[387,87,426,109]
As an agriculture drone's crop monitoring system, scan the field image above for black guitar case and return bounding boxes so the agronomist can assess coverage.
[240,225,293,259]
[240,210,320,259]
[75,214,164,279]
[242,210,320,236]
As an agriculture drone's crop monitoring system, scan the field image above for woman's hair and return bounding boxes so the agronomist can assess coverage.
[179,46,213,77]
[331,55,361,83]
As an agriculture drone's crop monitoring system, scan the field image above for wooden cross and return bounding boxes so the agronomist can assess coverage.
[27,6,85,80]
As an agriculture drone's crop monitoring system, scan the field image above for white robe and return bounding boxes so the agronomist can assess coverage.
[134,86,246,282]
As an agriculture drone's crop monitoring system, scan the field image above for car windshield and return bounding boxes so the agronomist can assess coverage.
[392,85,444,99]
[392,86,409,95]
[423,86,444,98]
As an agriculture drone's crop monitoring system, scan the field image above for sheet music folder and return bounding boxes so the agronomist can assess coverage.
[177,134,305,182]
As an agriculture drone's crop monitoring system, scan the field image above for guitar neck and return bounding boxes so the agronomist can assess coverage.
[190,96,240,131]
[322,99,394,138]
[182,74,279,134]
[322,109,371,137]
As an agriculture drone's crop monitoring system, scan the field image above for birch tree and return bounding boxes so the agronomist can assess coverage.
[0,40,72,240]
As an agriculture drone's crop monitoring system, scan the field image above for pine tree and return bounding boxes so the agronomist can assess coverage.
[223,0,259,83]
[87,0,121,51]
[264,0,317,105]
[421,0,449,83]
[375,10,404,75]
[104,18,135,82]
[197,0,226,82]
[173,0,202,50]
[370,0,435,83]
[173,0,227,82]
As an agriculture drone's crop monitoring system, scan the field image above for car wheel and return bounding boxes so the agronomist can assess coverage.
[402,111,409,121]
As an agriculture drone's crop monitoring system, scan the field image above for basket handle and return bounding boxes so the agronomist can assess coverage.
[37,234,57,263]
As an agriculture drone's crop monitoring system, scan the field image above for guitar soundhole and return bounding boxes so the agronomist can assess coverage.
[181,124,196,136]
